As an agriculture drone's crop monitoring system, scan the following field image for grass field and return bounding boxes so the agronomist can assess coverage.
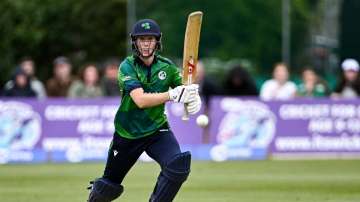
[0,160,359,202]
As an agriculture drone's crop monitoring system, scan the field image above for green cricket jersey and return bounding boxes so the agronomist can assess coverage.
[114,55,182,139]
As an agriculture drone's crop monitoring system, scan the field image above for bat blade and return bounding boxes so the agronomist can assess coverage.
[182,11,203,121]
[182,11,203,85]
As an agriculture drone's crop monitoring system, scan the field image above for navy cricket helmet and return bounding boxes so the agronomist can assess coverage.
[130,19,162,56]
[130,19,162,40]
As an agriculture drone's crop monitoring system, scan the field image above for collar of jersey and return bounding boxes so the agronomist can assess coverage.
[134,55,158,68]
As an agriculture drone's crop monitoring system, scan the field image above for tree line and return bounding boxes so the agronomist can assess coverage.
[0,0,315,85]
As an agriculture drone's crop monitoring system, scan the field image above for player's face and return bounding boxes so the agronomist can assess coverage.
[136,36,157,57]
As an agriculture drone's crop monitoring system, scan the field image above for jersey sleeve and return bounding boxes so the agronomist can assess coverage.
[118,61,142,94]
[170,65,183,88]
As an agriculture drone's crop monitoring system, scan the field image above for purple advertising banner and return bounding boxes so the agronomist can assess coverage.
[1,97,360,163]
[0,98,205,163]
[208,97,360,160]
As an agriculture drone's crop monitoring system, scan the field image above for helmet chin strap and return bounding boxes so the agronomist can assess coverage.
[138,47,155,59]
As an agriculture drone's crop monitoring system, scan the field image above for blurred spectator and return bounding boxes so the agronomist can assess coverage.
[20,57,47,99]
[260,63,296,101]
[297,67,329,97]
[100,59,120,96]
[68,64,104,98]
[46,56,74,97]
[4,57,46,99]
[332,58,360,98]
[195,61,222,107]
[223,64,258,96]
[2,67,36,97]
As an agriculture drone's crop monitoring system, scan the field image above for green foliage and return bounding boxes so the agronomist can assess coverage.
[0,0,127,84]
[138,0,314,76]
[0,0,314,85]
[340,0,360,61]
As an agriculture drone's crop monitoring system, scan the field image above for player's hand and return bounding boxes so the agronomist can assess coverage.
[186,94,201,115]
[168,84,199,103]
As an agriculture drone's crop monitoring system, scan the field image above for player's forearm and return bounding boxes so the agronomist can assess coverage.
[130,88,170,109]
[137,92,170,108]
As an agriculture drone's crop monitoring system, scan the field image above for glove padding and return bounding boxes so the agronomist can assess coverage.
[186,94,201,115]
[169,84,199,103]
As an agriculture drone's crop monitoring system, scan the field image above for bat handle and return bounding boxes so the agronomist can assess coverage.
[182,103,190,121]
[182,58,194,121]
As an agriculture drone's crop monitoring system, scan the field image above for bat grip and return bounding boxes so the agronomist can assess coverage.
[182,60,194,121]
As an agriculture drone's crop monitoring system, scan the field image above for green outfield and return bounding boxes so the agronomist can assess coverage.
[0,160,359,202]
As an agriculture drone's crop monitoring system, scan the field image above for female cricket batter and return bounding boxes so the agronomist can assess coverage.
[87,19,201,202]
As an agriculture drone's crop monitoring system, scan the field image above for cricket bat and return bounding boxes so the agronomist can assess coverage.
[182,11,203,121]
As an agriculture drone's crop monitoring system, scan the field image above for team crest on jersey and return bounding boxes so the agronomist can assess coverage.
[158,71,167,80]
[123,76,132,81]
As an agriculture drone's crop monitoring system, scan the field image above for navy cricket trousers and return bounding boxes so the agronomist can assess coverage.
[103,124,182,184]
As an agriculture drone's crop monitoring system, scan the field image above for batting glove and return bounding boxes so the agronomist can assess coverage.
[186,94,201,115]
[168,84,199,103]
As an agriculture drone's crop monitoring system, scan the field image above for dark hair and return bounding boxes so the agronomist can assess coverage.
[301,66,315,73]
[12,66,26,77]
[334,69,360,94]
[224,64,258,95]
[301,66,318,79]
[19,56,34,64]
[102,58,120,71]
[12,67,31,88]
